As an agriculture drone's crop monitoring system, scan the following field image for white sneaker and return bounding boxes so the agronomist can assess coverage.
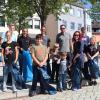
[3,87,7,92]
[72,88,78,91]
[12,86,17,92]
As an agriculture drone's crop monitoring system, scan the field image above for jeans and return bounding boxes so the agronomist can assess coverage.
[3,64,16,89]
[31,65,57,95]
[57,73,67,90]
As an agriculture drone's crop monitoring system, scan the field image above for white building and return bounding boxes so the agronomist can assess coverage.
[57,4,92,37]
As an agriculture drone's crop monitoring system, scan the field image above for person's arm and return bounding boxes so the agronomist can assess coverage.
[73,53,80,62]
[91,51,99,59]
[1,48,5,65]
[14,46,19,64]
[69,34,73,52]
[40,54,48,67]
[40,47,48,67]
[30,46,41,66]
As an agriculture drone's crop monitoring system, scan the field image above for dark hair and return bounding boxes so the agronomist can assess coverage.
[36,34,43,39]
[60,24,66,29]
[72,31,81,42]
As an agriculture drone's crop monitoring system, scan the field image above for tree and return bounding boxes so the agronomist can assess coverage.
[89,1,100,21]
[30,0,82,27]
[2,0,34,33]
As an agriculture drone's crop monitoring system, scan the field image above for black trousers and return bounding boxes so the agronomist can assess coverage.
[51,62,59,82]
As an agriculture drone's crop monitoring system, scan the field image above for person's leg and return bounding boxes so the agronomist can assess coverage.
[3,65,9,91]
[57,74,63,91]
[51,62,57,83]
[55,63,59,83]
[62,73,67,90]
[29,66,38,97]
[18,53,23,75]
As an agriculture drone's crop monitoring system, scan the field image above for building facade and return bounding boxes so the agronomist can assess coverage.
[92,21,100,43]
[57,5,92,37]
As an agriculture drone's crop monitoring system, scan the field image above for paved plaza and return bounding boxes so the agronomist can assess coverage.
[1,67,100,100]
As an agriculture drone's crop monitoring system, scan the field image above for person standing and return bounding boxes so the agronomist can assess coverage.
[41,26,51,77]
[29,34,56,97]
[2,24,19,42]
[1,31,18,92]
[71,31,83,91]
[85,36,99,85]
[80,27,91,84]
[17,28,33,82]
[57,51,67,92]
[56,25,72,65]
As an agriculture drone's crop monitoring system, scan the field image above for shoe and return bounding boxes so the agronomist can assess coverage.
[93,81,97,86]
[22,85,27,89]
[12,86,17,93]
[72,88,78,91]
[57,88,63,92]
[39,90,49,94]
[3,87,7,92]
[29,90,37,97]
[88,81,93,86]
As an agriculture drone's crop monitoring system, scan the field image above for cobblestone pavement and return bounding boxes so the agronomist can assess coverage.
[1,67,100,100]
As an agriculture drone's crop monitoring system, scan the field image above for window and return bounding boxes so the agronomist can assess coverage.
[34,19,40,29]
[28,19,33,28]
[87,25,91,32]
[0,16,5,27]
[62,20,67,28]
[69,8,74,15]
[70,22,75,30]
[77,10,81,17]
[78,24,82,30]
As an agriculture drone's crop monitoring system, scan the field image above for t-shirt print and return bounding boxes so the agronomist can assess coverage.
[5,46,13,55]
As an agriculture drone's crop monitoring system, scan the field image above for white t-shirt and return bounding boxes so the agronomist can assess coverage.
[2,31,19,42]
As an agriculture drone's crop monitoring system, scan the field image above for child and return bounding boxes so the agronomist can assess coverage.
[51,43,60,83]
[57,51,67,92]
[29,34,56,97]
[85,36,99,85]
[1,31,18,92]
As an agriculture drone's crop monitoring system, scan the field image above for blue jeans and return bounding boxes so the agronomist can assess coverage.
[72,58,82,89]
[3,64,16,88]
[57,73,67,90]
[88,59,99,79]
[31,65,57,95]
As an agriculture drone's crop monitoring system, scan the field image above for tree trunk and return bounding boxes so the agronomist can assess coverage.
[40,16,46,27]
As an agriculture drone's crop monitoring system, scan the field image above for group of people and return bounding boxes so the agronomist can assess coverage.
[0,23,100,97]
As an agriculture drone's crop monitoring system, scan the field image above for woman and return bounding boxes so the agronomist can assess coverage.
[71,31,83,91]
[85,36,99,85]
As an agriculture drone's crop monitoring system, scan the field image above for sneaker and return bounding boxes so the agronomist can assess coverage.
[12,87,17,92]
[72,88,77,91]
[93,81,97,86]
[29,90,37,97]
[57,88,63,92]
[3,87,7,92]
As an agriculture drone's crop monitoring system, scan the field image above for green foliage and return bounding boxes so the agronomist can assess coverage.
[88,1,100,21]
[2,0,34,32]
[30,0,82,26]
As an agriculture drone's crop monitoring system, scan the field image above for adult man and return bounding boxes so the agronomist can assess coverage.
[41,26,51,48]
[56,25,72,90]
[2,24,19,42]
[17,28,33,82]
[56,25,72,65]
[41,26,51,77]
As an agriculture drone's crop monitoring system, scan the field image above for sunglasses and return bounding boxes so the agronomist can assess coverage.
[74,34,79,36]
